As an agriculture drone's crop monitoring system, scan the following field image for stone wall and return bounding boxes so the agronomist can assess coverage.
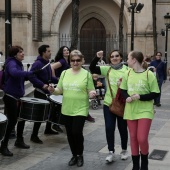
[0,0,169,63]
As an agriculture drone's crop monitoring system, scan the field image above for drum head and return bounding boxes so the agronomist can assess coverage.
[20,97,49,104]
[49,95,63,104]
[0,113,7,122]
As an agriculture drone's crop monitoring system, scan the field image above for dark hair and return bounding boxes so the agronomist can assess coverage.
[38,45,50,56]
[108,50,123,63]
[54,46,70,62]
[8,46,23,57]
[130,51,144,64]
[156,52,162,56]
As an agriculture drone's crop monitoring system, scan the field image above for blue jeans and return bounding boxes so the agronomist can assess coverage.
[103,105,128,152]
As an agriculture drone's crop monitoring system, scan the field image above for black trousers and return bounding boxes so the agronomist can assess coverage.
[63,115,86,156]
[3,95,25,144]
[32,90,51,136]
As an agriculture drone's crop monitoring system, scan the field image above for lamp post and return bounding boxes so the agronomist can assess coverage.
[164,13,170,76]
[130,0,137,51]
[129,1,144,51]
[5,0,12,59]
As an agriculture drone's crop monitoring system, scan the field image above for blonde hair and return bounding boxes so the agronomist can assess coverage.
[70,50,84,60]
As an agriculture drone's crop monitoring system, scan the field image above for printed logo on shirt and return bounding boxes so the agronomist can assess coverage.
[128,80,147,92]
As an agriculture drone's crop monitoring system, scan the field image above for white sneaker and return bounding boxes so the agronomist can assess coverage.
[105,151,116,163]
[120,150,128,160]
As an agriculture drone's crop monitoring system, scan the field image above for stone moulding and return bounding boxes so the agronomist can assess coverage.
[0,10,31,20]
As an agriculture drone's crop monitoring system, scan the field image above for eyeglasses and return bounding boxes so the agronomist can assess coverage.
[71,59,81,63]
[110,54,120,58]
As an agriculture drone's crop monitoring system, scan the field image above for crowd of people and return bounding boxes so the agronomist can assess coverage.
[0,45,164,169]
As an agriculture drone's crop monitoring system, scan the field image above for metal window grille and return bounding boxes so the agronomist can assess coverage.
[32,0,42,41]
[59,34,127,62]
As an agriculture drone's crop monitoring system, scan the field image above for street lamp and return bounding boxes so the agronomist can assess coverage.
[129,0,144,51]
[163,13,170,80]
[164,13,170,66]
[5,0,12,59]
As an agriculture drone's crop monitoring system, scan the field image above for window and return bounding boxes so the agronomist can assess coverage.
[32,0,42,41]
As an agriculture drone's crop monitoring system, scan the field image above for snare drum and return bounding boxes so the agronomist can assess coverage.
[19,97,50,122]
[0,113,7,141]
[48,95,63,125]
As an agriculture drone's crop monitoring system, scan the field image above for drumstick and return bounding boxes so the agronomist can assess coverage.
[40,62,50,70]
[40,60,54,70]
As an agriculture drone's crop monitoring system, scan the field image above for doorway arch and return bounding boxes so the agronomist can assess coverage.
[80,18,106,63]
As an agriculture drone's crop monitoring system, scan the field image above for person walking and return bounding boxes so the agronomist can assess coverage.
[49,50,96,167]
[150,52,166,107]
[29,45,58,144]
[89,50,129,163]
[0,46,32,156]
[120,51,160,170]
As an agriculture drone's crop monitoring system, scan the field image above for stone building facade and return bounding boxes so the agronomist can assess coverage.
[0,0,169,64]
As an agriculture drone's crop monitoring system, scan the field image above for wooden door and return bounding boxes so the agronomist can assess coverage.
[80,18,106,64]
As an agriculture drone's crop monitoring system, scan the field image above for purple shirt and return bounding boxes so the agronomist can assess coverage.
[55,58,70,77]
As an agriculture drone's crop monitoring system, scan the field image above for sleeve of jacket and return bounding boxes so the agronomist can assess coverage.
[29,62,44,88]
[89,56,101,74]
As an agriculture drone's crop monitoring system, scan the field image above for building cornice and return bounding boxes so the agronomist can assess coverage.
[0,10,31,20]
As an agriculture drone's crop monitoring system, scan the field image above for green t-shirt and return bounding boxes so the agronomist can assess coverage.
[120,69,160,120]
[100,65,128,106]
[57,68,95,116]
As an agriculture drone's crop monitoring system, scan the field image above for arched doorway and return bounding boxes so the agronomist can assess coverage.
[80,18,106,63]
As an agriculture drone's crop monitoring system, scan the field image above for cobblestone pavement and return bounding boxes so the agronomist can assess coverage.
[0,81,170,170]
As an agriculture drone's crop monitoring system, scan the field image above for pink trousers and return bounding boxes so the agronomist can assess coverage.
[127,119,152,155]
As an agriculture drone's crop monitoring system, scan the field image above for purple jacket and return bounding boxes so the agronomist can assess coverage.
[29,56,58,94]
[4,57,32,98]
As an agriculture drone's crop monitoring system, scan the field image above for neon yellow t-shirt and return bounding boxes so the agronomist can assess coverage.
[57,68,95,116]
[100,65,128,106]
[120,69,160,120]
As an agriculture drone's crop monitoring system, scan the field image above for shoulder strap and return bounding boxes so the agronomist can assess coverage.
[62,70,66,81]
[87,71,89,88]
[107,67,114,98]
[156,62,162,69]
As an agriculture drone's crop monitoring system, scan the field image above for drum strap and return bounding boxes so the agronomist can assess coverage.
[35,88,46,95]
[5,93,19,101]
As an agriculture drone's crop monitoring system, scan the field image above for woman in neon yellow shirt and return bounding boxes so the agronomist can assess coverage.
[120,51,160,170]
[90,50,129,163]
[50,50,96,167]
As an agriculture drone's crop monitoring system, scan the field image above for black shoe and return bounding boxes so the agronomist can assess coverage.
[68,156,77,166]
[44,129,59,135]
[0,147,13,156]
[86,115,95,123]
[51,124,63,133]
[156,103,161,107]
[30,135,43,144]
[77,155,84,167]
[14,138,30,149]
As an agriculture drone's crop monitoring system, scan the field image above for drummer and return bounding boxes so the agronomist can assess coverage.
[1,46,33,156]
[29,44,58,144]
